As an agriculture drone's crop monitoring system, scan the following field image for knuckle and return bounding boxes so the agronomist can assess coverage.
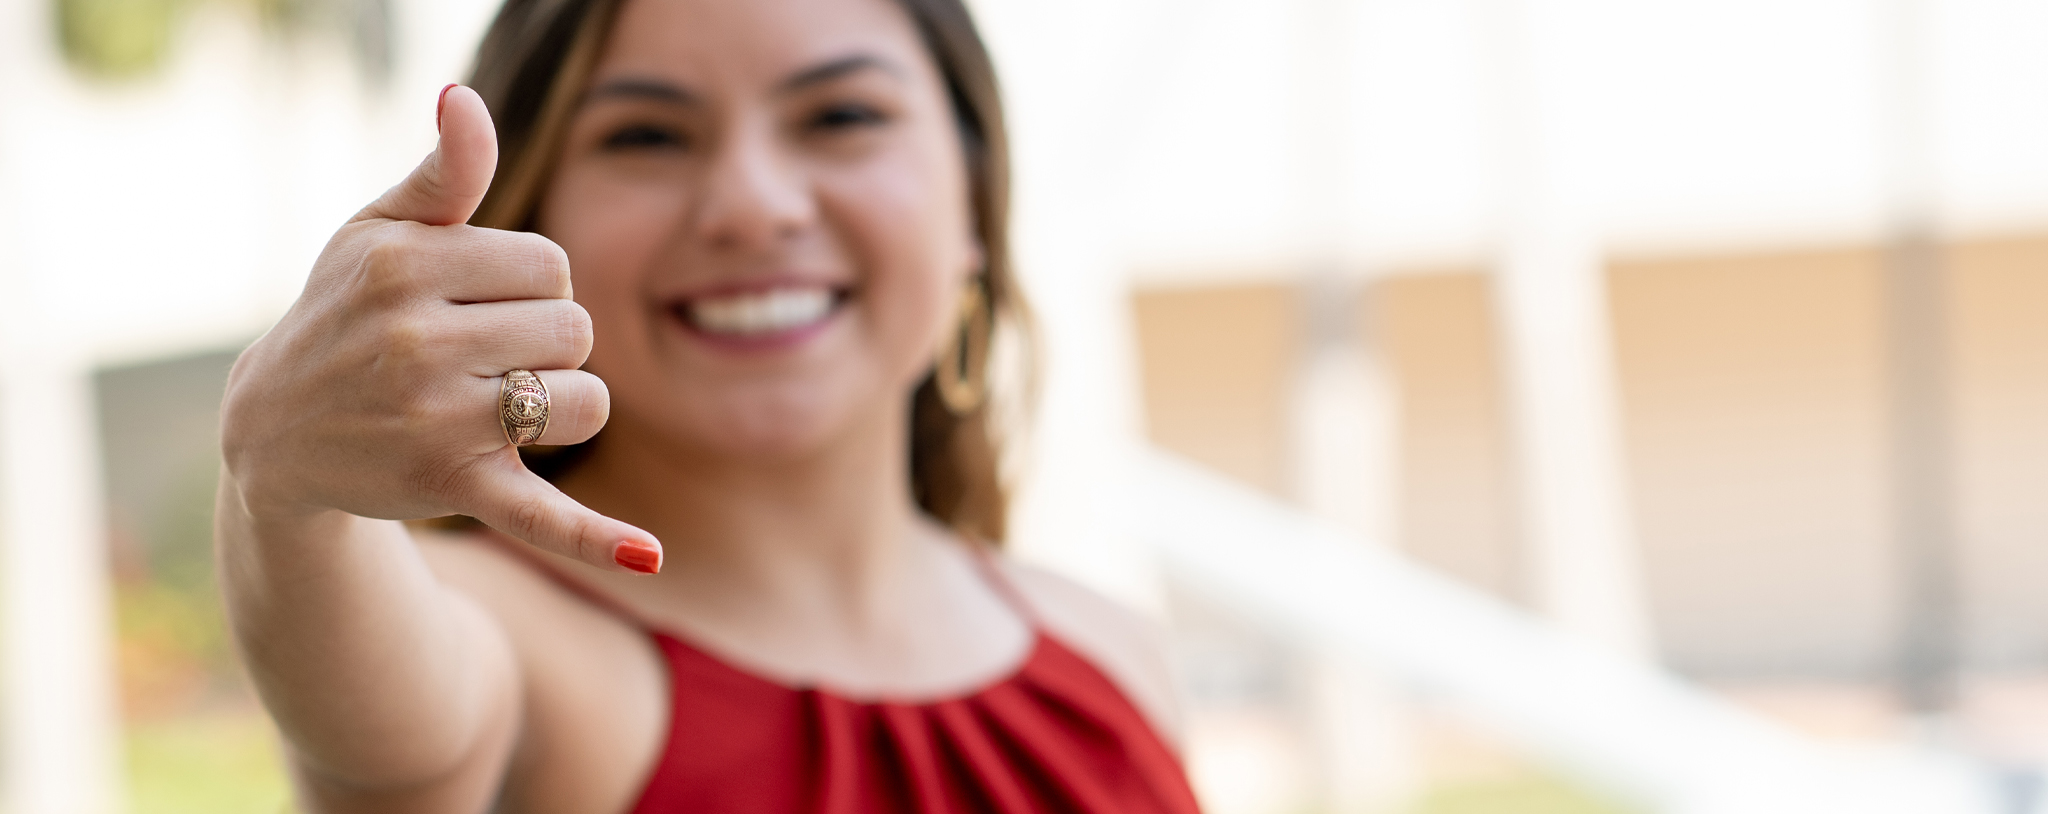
[503,491,555,539]
[563,515,603,562]
[529,235,573,296]
[517,303,584,356]
[374,317,434,367]
[407,456,473,505]
[574,378,610,431]
[358,235,426,304]
[556,302,595,355]
[410,162,454,207]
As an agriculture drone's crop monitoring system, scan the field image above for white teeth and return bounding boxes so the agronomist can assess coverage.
[687,287,834,336]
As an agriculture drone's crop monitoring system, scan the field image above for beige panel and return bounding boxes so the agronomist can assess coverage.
[1949,236,2048,669]
[1378,274,1521,602]
[1611,249,1896,678]
[1131,284,1298,498]
[1132,239,2048,681]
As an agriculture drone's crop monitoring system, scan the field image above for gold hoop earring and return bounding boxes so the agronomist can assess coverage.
[935,281,991,415]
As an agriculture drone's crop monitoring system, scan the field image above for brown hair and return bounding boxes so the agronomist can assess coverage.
[464,0,1026,543]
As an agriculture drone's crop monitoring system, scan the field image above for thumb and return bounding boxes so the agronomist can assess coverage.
[355,84,499,227]
[460,456,664,575]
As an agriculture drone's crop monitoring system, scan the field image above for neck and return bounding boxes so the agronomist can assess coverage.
[555,401,932,626]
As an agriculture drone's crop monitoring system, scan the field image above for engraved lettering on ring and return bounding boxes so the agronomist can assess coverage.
[499,370,550,446]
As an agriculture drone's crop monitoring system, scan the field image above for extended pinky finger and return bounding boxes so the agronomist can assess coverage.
[458,454,662,575]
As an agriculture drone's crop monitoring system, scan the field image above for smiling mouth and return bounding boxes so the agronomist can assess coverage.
[674,284,850,338]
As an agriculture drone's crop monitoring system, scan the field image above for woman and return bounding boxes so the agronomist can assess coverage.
[214,0,1201,810]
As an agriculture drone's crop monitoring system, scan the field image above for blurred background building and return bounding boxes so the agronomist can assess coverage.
[1,0,2045,812]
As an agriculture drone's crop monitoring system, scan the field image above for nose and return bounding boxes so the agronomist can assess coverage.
[692,120,817,252]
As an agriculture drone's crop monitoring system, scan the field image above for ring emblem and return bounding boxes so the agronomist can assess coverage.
[500,369,550,446]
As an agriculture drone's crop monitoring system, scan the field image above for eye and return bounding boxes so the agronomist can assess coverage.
[809,103,887,131]
[602,124,687,151]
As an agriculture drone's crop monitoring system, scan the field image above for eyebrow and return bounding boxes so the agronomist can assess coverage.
[583,77,699,107]
[779,54,904,92]
[581,55,903,110]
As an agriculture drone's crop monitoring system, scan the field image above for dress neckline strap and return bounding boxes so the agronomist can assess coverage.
[962,542,1042,631]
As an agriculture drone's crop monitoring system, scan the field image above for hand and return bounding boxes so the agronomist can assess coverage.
[220,85,660,574]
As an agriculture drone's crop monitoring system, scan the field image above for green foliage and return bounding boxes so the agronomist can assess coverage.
[145,453,225,596]
[102,399,290,808]
[53,0,391,81]
[127,711,292,814]
[55,0,185,78]
[1414,772,1641,814]
[113,452,239,717]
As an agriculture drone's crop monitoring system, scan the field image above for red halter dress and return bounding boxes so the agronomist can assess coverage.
[491,534,1204,813]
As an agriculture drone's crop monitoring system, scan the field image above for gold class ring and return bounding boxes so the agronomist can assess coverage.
[499,369,550,447]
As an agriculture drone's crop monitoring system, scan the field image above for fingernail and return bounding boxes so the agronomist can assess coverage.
[613,540,661,575]
[436,83,458,133]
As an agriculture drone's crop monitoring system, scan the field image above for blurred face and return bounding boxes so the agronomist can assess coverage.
[537,0,980,458]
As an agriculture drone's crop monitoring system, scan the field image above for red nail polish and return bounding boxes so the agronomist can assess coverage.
[436,83,458,133]
[613,540,661,575]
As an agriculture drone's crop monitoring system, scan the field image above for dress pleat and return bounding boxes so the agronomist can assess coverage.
[630,632,1201,813]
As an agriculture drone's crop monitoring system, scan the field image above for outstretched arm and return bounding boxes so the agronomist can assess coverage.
[215,85,659,811]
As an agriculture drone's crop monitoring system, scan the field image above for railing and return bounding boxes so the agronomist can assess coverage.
[1120,447,1995,814]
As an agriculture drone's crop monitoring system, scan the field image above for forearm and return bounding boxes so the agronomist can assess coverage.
[215,468,518,790]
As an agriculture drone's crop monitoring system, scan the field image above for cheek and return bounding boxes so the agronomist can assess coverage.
[824,157,978,380]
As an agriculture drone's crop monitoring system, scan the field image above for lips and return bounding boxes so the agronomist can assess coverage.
[673,284,847,339]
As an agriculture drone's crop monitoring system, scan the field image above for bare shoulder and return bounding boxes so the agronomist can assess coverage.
[995,558,1183,748]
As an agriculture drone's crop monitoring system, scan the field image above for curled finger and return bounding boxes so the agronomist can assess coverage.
[480,368,609,450]
[524,369,608,447]
[449,299,595,375]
